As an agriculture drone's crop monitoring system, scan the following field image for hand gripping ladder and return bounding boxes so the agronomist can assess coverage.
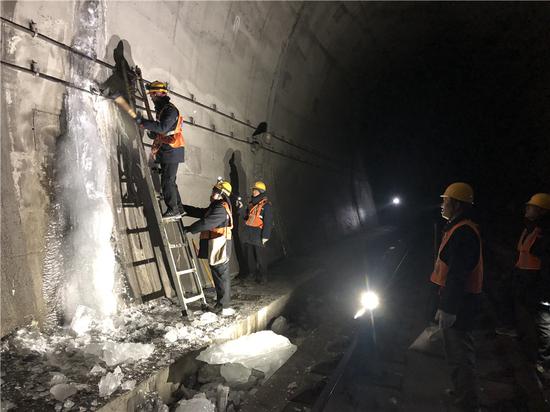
[135,67,208,319]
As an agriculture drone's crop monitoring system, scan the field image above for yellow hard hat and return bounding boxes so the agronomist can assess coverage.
[252,181,266,192]
[441,182,474,204]
[214,180,232,196]
[146,80,168,94]
[526,193,550,210]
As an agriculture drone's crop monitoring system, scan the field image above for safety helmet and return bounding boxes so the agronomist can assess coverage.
[146,80,168,95]
[526,193,550,210]
[441,182,474,204]
[214,180,232,197]
[252,181,266,192]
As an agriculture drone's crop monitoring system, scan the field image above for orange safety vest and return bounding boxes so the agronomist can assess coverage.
[200,201,233,241]
[516,227,542,270]
[151,106,185,159]
[430,219,483,294]
[246,198,269,229]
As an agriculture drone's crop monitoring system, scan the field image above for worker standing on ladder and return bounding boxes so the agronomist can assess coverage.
[430,182,483,412]
[241,181,273,283]
[136,80,185,219]
[183,180,234,313]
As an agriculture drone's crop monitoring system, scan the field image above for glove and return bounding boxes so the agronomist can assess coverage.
[135,111,143,125]
[262,238,269,245]
[435,309,456,329]
[235,198,244,209]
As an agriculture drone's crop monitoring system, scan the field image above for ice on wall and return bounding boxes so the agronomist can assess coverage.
[41,0,118,327]
[197,330,297,379]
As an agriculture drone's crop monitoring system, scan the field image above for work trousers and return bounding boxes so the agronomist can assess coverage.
[160,162,182,211]
[210,261,231,308]
[443,327,480,411]
[245,243,267,282]
[517,301,550,368]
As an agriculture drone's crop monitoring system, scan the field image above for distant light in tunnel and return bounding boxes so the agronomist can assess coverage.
[392,197,401,205]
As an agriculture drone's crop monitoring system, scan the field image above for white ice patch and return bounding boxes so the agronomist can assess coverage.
[98,366,123,397]
[50,383,77,401]
[164,323,189,343]
[84,341,155,366]
[220,363,251,384]
[69,305,96,336]
[197,330,297,380]
[7,35,22,55]
[175,397,216,412]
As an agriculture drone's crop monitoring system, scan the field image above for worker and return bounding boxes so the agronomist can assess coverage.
[430,182,483,412]
[183,180,234,313]
[240,181,273,283]
[512,193,550,379]
[136,81,185,219]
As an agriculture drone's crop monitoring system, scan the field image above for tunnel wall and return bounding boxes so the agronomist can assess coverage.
[0,1,376,337]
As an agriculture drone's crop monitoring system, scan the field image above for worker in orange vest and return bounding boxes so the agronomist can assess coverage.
[183,180,234,313]
[241,181,273,284]
[430,182,483,412]
[511,193,550,378]
[136,81,185,219]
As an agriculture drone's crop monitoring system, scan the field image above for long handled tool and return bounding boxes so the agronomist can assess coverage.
[113,95,137,119]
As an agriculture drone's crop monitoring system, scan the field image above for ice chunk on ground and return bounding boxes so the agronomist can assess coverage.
[98,366,123,397]
[164,323,188,343]
[1,400,16,410]
[121,380,136,391]
[175,397,216,412]
[50,383,77,401]
[197,330,297,379]
[69,305,96,336]
[193,312,218,326]
[221,308,235,317]
[63,399,75,409]
[85,341,155,366]
[89,364,106,375]
[220,363,251,384]
[217,384,229,412]
[49,372,67,386]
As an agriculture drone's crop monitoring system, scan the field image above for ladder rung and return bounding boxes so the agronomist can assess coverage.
[183,295,204,304]
[169,243,184,249]
[126,227,150,234]
[177,268,196,275]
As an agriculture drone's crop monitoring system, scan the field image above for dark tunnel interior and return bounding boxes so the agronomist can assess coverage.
[342,3,550,233]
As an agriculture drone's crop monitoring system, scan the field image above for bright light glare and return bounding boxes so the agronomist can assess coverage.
[392,197,401,205]
[354,291,380,318]
[361,291,380,310]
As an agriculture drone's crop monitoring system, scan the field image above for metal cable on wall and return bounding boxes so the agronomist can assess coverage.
[1,16,341,165]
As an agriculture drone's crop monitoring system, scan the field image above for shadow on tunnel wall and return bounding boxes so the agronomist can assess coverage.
[224,149,248,276]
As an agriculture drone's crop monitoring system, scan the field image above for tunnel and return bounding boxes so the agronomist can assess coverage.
[1,1,550,411]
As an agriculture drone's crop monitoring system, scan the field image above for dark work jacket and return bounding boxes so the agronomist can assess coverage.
[241,193,273,247]
[437,212,482,330]
[515,216,550,305]
[184,198,232,260]
[140,96,185,164]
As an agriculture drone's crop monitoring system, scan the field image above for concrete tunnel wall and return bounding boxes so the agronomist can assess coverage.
[0,1,377,337]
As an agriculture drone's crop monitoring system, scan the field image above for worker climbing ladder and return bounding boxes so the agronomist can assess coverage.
[115,66,209,319]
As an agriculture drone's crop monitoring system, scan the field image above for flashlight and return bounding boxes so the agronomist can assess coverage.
[392,197,401,205]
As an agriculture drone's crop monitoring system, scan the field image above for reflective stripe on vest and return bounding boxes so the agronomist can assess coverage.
[200,201,233,241]
[430,219,483,294]
[516,227,542,270]
[151,110,185,159]
[246,198,268,228]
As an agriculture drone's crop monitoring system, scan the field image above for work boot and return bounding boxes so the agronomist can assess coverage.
[162,209,181,219]
[178,204,186,216]
[210,302,223,314]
